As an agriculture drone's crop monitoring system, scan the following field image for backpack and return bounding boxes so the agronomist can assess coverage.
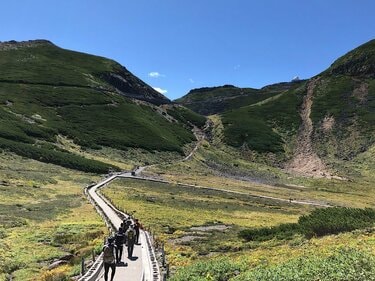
[127,229,135,241]
[115,233,125,245]
[103,244,115,263]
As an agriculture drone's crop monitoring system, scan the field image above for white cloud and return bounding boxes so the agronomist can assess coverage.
[153,87,168,94]
[148,71,165,78]
[189,78,195,83]
[233,64,241,70]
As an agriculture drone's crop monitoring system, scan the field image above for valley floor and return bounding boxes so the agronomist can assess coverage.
[1,138,375,280]
[101,142,375,280]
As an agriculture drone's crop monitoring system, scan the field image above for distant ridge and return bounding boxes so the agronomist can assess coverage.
[176,81,305,115]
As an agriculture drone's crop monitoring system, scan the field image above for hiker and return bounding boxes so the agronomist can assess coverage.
[134,219,142,244]
[115,227,125,263]
[126,226,136,258]
[122,218,132,245]
[122,218,132,232]
[103,237,117,281]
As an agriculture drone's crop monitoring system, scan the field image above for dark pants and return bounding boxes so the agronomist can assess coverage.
[135,229,140,244]
[104,262,116,281]
[115,245,123,263]
[127,242,134,258]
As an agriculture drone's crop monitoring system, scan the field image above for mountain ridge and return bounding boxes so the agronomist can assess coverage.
[0,39,204,172]
[177,39,375,178]
[0,39,170,105]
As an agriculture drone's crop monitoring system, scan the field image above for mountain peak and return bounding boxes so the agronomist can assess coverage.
[0,39,170,105]
[0,39,54,51]
[327,39,375,77]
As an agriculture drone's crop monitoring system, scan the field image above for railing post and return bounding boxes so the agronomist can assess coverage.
[162,243,166,267]
[81,257,85,275]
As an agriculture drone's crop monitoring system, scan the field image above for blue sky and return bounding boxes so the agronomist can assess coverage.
[1,0,375,100]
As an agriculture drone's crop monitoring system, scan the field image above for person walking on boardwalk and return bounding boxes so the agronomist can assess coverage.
[103,237,117,281]
[123,218,132,245]
[134,219,142,244]
[126,226,136,258]
[115,227,125,264]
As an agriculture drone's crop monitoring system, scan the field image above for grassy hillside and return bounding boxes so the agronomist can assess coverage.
[0,40,198,172]
[311,76,375,162]
[176,81,305,115]
[221,84,305,154]
[209,40,375,171]
[166,105,207,128]
[0,40,169,104]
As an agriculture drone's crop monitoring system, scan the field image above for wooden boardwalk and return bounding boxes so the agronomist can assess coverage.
[88,174,149,281]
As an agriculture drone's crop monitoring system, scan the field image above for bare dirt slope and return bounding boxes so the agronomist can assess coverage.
[286,78,335,178]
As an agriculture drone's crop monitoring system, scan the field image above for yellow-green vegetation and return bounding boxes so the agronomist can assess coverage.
[102,176,375,279]
[147,141,375,209]
[138,133,375,279]
[0,152,107,281]
[102,178,310,268]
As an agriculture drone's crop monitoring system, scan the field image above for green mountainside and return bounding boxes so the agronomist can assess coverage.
[177,39,375,177]
[176,81,305,115]
[0,38,374,281]
[0,40,203,172]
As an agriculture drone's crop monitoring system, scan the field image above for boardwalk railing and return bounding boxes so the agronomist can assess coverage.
[77,183,116,281]
[78,173,162,281]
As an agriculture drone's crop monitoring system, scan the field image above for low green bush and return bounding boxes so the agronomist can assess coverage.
[0,137,119,173]
[239,223,300,242]
[299,207,375,238]
[239,207,375,241]
[167,106,206,128]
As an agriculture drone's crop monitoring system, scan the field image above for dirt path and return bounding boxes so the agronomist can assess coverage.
[182,124,206,161]
[286,78,334,178]
[125,173,332,208]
